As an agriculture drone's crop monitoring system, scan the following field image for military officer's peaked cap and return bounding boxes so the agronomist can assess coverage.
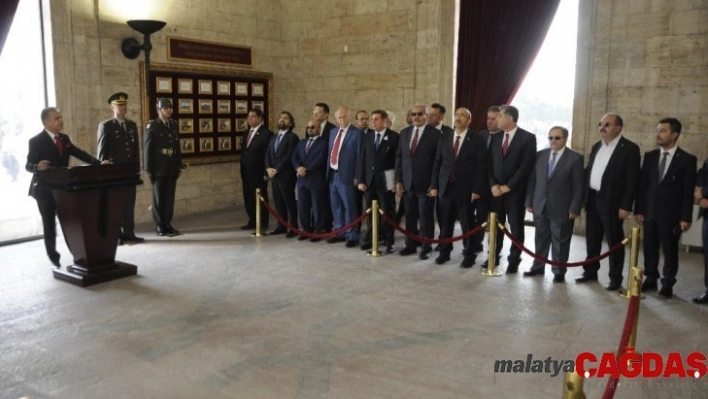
[156,98,172,109]
[108,92,128,105]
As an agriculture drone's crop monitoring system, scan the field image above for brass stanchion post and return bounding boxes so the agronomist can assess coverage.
[482,212,502,277]
[620,227,640,298]
[368,200,381,257]
[252,188,264,237]
[628,266,644,349]
[562,370,585,399]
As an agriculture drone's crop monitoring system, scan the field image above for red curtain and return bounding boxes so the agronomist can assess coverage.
[0,0,20,57]
[455,0,561,131]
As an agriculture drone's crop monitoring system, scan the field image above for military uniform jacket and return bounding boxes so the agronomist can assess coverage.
[97,118,140,163]
[144,118,182,177]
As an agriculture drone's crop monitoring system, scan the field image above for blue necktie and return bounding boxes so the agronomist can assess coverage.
[375,132,381,150]
[275,133,283,151]
[547,151,557,179]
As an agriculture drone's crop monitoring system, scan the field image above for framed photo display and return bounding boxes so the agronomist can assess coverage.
[142,62,273,165]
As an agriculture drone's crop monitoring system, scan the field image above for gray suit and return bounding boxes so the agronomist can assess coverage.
[525,147,584,275]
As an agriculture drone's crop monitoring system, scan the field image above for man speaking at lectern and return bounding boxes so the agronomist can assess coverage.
[26,107,108,268]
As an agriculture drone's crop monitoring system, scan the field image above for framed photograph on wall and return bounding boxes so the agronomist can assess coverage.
[156,76,172,93]
[217,81,231,95]
[218,137,232,151]
[199,138,214,152]
[199,99,213,114]
[198,79,213,94]
[217,100,231,114]
[199,118,213,133]
[178,78,193,94]
[235,82,248,95]
[252,83,264,97]
[218,118,231,133]
[178,98,193,114]
[236,118,248,132]
[180,138,195,153]
[235,100,248,114]
[251,100,265,112]
[179,119,194,134]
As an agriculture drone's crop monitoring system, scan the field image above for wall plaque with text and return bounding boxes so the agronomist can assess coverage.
[167,37,252,67]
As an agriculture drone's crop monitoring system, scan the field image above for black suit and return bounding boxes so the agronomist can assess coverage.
[320,121,337,230]
[476,129,501,231]
[240,125,273,229]
[25,131,100,263]
[431,130,486,259]
[432,124,454,239]
[97,117,140,237]
[265,130,299,231]
[395,124,441,252]
[292,135,328,233]
[696,159,708,289]
[358,128,399,247]
[144,118,182,230]
[487,128,536,265]
[583,136,641,285]
[635,147,697,288]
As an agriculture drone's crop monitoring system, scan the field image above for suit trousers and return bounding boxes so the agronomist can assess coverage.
[583,191,626,284]
[297,185,325,233]
[272,178,298,230]
[403,191,435,252]
[34,188,60,262]
[362,186,395,246]
[643,218,681,288]
[703,217,708,288]
[438,183,481,258]
[530,213,575,276]
[490,191,526,263]
[151,175,177,228]
[121,185,137,236]
[242,176,269,229]
[329,171,359,241]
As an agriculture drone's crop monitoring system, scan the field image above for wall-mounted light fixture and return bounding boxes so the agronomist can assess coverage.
[121,20,166,107]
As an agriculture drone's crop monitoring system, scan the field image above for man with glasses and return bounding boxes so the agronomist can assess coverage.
[292,119,328,241]
[577,113,640,291]
[395,105,441,260]
[486,105,536,273]
[523,127,584,283]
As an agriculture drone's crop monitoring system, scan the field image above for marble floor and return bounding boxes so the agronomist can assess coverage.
[1,208,707,399]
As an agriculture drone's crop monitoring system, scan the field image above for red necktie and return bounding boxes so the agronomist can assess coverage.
[453,135,461,159]
[330,128,344,167]
[246,128,255,148]
[502,133,510,157]
[411,128,419,154]
[54,134,63,157]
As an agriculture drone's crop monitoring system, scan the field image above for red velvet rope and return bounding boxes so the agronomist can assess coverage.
[379,209,486,244]
[497,223,629,268]
[601,296,641,399]
[259,196,368,239]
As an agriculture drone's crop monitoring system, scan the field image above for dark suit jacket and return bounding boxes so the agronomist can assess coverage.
[634,147,697,224]
[97,117,140,163]
[431,130,486,199]
[396,124,441,193]
[478,129,501,150]
[358,128,399,191]
[431,124,454,136]
[265,130,299,184]
[292,136,327,190]
[526,148,584,219]
[584,136,641,212]
[240,125,273,185]
[25,130,99,196]
[326,125,363,184]
[487,127,537,194]
[697,158,708,219]
[320,121,337,144]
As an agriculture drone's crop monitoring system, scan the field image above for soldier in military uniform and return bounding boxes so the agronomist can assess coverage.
[144,98,182,237]
[97,92,144,245]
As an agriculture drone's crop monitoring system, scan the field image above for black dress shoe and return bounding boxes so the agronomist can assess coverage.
[285,231,298,238]
[506,260,520,274]
[575,275,598,283]
[481,257,500,269]
[240,223,256,230]
[327,236,345,244]
[523,269,544,277]
[310,237,322,243]
[385,245,395,254]
[346,240,358,248]
[360,242,372,251]
[50,258,60,268]
[298,235,309,241]
[165,226,180,236]
[269,229,286,235]
[692,291,708,304]
[399,247,416,256]
[553,275,565,283]
[434,255,450,265]
[659,286,673,299]
[641,279,657,292]
[605,284,621,291]
[460,256,476,269]
[122,234,145,243]
[156,226,167,236]
[419,248,432,260]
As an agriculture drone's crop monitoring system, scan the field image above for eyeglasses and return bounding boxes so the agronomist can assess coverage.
[598,122,615,128]
[306,126,317,130]
[548,136,564,141]
[410,112,424,117]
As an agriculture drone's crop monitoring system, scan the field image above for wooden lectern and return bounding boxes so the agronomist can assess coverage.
[37,163,143,287]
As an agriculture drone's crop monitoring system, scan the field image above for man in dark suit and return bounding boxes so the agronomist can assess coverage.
[635,118,697,298]
[144,98,183,237]
[577,113,641,291]
[427,103,454,251]
[26,107,105,267]
[327,107,363,247]
[313,102,337,231]
[524,127,584,283]
[265,111,299,237]
[395,104,441,260]
[240,108,272,231]
[486,105,536,273]
[476,106,502,253]
[357,110,399,254]
[477,106,501,150]
[292,119,328,242]
[353,110,371,217]
[97,92,144,245]
[693,158,708,304]
[430,107,486,267]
